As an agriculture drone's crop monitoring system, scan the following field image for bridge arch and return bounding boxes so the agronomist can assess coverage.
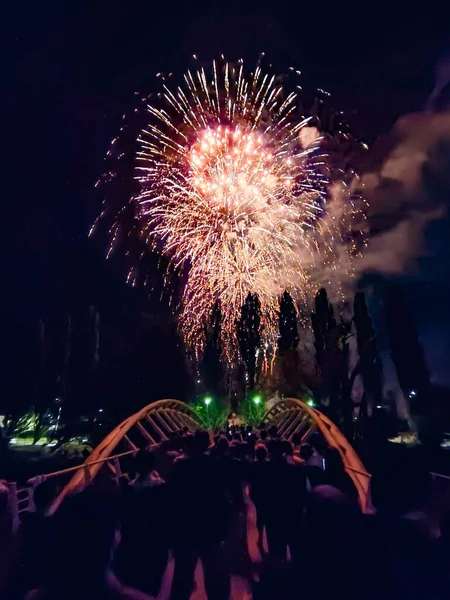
[45,397,370,515]
[264,397,371,510]
[49,399,202,514]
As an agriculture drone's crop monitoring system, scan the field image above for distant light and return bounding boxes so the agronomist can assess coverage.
[376,405,383,409]
[409,390,417,398]
[253,395,262,405]
[307,399,315,407]
[197,379,201,384]
[204,396,212,406]
[98,408,104,413]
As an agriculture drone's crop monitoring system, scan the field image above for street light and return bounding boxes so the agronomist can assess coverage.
[204,396,212,406]
[307,399,315,407]
[253,394,262,405]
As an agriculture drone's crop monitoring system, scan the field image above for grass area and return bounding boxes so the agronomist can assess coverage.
[9,437,57,447]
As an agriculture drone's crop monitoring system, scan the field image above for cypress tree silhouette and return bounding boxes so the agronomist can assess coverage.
[238,293,261,391]
[276,291,306,397]
[353,292,383,417]
[199,303,224,397]
[311,288,353,432]
[278,291,299,352]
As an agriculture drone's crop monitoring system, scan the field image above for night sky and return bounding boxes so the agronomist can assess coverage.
[4,1,450,414]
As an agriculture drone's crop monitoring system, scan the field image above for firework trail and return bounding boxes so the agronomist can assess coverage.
[95,58,366,365]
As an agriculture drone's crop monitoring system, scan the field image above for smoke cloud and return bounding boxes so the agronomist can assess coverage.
[356,110,450,277]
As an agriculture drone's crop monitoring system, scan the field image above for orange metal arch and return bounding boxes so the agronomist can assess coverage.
[49,397,370,514]
[265,397,371,511]
[49,399,201,514]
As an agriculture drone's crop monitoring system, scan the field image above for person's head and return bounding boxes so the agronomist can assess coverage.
[292,432,302,447]
[230,439,244,459]
[268,439,283,461]
[260,429,268,441]
[255,444,268,462]
[33,480,55,513]
[0,480,12,537]
[194,430,211,454]
[282,441,293,457]
[247,433,257,449]
[324,447,344,472]
[0,481,9,514]
[233,432,243,443]
[300,443,314,461]
[268,425,278,438]
[135,448,155,478]
[215,436,230,457]
[47,490,119,589]
[309,432,327,455]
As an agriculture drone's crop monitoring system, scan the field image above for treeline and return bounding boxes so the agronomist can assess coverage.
[200,285,448,445]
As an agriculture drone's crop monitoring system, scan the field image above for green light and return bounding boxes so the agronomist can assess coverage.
[307,399,315,407]
[253,395,262,405]
[204,396,212,406]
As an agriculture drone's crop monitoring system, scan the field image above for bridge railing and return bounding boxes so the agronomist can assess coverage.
[7,399,203,526]
[7,448,138,531]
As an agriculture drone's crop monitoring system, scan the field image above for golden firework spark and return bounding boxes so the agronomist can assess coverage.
[105,59,366,365]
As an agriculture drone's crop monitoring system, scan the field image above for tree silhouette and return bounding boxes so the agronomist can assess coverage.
[199,303,224,397]
[238,293,261,391]
[311,288,353,432]
[275,291,305,396]
[278,291,299,352]
[353,292,383,418]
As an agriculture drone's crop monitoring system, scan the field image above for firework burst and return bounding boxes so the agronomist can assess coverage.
[97,58,366,366]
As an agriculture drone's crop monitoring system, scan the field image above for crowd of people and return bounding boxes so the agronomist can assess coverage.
[1,425,449,599]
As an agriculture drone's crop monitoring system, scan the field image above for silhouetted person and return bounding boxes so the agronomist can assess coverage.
[215,436,251,578]
[300,443,325,488]
[15,480,55,593]
[114,449,169,597]
[259,430,268,445]
[291,432,303,461]
[24,489,152,600]
[299,443,312,462]
[301,442,325,469]
[264,440,306,560]
[267,425,278,440]
[437,510,450,593]
[249,445,269,555]
[322,448,358,502]
[366,450,448,599]
[0,480,15,597]
[299,485,368,599]
[283,442,307,560]
[169,431,230,600]
[253,485,366,600]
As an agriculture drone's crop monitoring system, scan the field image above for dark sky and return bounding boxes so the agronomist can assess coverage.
[4,1,450,412]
